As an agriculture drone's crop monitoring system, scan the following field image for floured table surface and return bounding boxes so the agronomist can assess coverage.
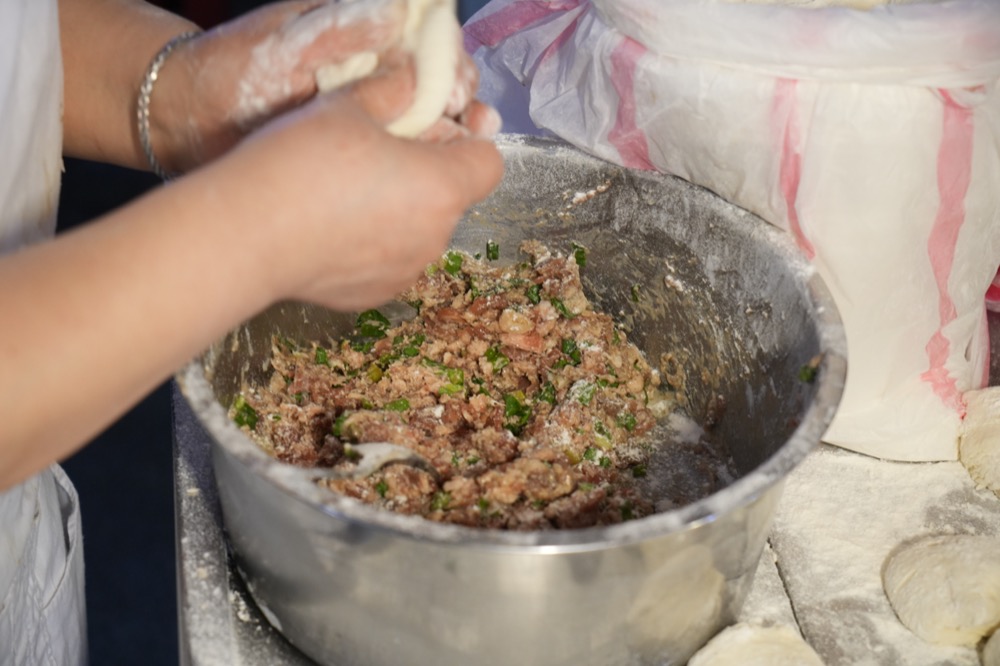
[174,382,1000,665]
[738,444,1000,665]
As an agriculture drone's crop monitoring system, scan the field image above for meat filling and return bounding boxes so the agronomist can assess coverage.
[233,241,674,530]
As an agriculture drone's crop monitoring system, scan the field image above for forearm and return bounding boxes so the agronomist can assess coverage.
[59,0,199,168]
[0,169,272,488]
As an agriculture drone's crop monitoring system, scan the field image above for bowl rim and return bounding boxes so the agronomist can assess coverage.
[176,134,848,552]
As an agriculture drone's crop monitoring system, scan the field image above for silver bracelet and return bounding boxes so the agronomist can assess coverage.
[136,30,201,181]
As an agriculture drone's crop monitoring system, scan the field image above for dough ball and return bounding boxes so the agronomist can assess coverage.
[687,623,824,666]
[960,388,1000,499]
[882,534,1000,646]
[984,630,1000,666]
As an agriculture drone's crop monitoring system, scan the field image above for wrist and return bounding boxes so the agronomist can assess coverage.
[137,30,203,179]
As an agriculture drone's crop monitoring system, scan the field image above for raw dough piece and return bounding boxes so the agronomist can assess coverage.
[386,0,459,137]
[314,0,459,138]
[984,630,1000,666]
[882,534,1000,646]
[959,388,1000,498]
[687,623,824,666]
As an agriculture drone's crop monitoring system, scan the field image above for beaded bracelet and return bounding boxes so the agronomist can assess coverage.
[136,30,202,181]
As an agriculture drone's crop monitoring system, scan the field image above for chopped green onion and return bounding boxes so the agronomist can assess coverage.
[351,339,374,353]
[356,309,391,338]
[443,251,464,276]
[560,338,582,366]
[583,447,597,461]
[385,398,410,412]
[799,364,818,383]
[503,392,532,435]
[476,497,490,511]
[526,284,542,305]
[331,412,351,438]
[574,382,597,406]
[616,413,638,432]
[375,480,389,497]
[430,491,452,511]
[632,464,648,478]
[486,240,500,261]
[550,297,573,318]
[485,345,510,372]
[572,243,587,268]
[631,285,641,302]
[438,383,464,396]
[599,456,612,469]
[367,365,383,383]
[314,346,330,366]
[376,351,401,370]
[578,482,595,492]
[537,382,556,405]
[232,396,258,430]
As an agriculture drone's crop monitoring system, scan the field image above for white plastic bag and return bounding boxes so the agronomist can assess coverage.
[465,0,1000,461]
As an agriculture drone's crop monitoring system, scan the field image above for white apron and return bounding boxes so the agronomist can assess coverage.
[0,0,88,664]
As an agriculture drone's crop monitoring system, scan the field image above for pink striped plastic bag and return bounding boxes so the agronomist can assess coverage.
[465,0,1000,462]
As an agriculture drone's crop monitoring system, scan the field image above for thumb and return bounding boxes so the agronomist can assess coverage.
[428,137,506,209]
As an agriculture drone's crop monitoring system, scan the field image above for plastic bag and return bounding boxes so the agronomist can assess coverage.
[464,0,1000,461]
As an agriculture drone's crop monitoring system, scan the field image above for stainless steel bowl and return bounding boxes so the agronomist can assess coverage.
[177,135,846,666]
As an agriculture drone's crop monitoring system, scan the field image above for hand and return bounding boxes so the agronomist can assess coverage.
[152,0,499,174]
[183,60,504,312]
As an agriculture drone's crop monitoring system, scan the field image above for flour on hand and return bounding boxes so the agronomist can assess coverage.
[882,534,1000,646]
[315,0,459,138]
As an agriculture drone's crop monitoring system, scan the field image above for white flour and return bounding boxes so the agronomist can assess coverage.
[741,445,1000,665]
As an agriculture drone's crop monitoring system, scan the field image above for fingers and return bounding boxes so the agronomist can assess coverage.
[444,51,480,118]
[460,101,503,139]
[427,135,505,207]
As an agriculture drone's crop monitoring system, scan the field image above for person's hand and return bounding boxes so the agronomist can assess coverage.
[177,59,504,312]
[151,0,499,174]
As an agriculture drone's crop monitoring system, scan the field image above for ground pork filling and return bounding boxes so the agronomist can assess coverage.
[233,241,682,530]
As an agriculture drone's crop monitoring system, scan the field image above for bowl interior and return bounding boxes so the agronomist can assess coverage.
[182,135,846,546]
